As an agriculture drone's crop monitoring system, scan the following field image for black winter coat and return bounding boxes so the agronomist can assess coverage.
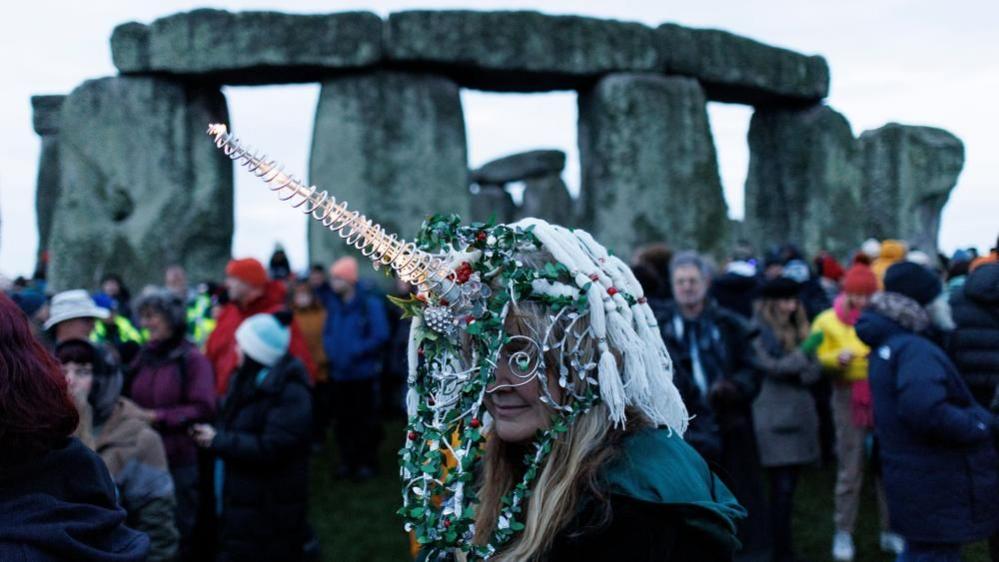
[949,263,999,407]
[212,355,313,562]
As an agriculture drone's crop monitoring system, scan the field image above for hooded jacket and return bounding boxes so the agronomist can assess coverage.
[856,296,999,543]
[0,438,149,562]
[205,280,316,395]
[548,427,745,561]
[95,398,179,562]
[212,354,313,561]
[949,263,999,406]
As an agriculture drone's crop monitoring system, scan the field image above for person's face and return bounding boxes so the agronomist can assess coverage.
[671,265,708,309]
[484,338,562,444]
[56,317,96,342]
[165,267,187,294]
[140,309,172,342]
[62,362,94,401]
[845,293,870,311]
[777,297,799,317]
[101,279,121,297]
[224,276,250,303]
[764,264,784,280]
[330,275,352,296]
[292,287,314,308]
[307,270,325,289]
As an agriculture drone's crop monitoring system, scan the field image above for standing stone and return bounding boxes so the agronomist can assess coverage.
[860,123,964,257]
[309,71,468,269]
[519,174,575,226]
[745,105,863,259]
[469,184,516,224]
[578,73,728,257]
[50,76,232,292]
[31,95,66,265]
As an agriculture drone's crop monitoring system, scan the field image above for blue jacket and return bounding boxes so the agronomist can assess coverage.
[856,310,999,543]
[317,283,390,382]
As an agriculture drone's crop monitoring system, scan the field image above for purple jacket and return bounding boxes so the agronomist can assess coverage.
[129,339,216,468]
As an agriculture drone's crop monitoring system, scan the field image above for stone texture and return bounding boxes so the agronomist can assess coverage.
[657,23,829,106]
[744,105,863,259]
[578,73,728,257]
[111,9,382,84]
[517,174,576,226]
[386,10,659,92]
[49,77,232,292]
[31,95,66,261]
[469,184,516,224]
[309,71,468,269]
[471,149,566,185]
[860,124,964,257]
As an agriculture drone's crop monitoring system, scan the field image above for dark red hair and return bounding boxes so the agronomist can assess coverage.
[0,293,79,461]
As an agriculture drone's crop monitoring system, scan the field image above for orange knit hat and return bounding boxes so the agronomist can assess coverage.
[842,264,878,295]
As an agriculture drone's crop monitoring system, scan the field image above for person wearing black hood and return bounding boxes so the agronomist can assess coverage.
[191,311,313,562]
[0,292,149,562]
[949,262,999,409]
[856,262,999,561]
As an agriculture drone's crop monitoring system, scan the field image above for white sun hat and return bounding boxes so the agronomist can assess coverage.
[43,289,110,330]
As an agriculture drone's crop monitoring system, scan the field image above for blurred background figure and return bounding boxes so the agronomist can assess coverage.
[289,278,330,448]
[130,287,217,561]
[268,244,292,281]
[56,337,178,561]
[317,256,389,481]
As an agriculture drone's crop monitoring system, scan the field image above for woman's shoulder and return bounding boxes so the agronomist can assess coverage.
[601,427,745,546]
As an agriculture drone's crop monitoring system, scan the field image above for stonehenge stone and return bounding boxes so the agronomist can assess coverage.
[385,11,659,91]
[657,24,829,106]
[518,174,576,226]
[31,95,66,261]
[578,73,728,257]
[744,105,863,259]
[309,71,468,270]
[49,76,232,292]
[112,10,382,84]
[469,184,516,224]
[471,149,566,185]
[860,124,964,257]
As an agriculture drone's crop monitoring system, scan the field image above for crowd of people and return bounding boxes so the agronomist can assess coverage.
[2,232,998,562]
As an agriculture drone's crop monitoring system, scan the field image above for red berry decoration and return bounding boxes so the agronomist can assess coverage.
[443,517,452,528]
[440,298,450,306]
[476,231,487,242]
[589,273,600,282]
[417,347,424,357]
[470,417,481,428]
[454,262,473,284]
[465,315,475,324]
[408,431,418,441]
[607,287,618,296]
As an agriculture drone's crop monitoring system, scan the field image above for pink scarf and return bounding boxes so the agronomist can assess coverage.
[833,293,861,326]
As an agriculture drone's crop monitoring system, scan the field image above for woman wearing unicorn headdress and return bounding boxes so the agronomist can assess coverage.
[207,125,745,561]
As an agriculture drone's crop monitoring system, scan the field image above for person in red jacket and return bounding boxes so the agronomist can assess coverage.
[205,258,316,396]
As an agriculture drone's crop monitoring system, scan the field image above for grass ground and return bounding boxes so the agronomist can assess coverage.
[309,420,990,561]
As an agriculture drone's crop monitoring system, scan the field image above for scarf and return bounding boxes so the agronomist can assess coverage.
[833,293,861,326]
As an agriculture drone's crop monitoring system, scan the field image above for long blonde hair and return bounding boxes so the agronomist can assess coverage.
[468,295,646,561]
[754,297,810,352]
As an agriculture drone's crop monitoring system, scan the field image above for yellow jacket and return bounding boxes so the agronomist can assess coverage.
[811,308,870,382]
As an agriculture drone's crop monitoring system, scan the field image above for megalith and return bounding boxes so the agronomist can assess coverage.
[744,105,863,258]
[49,76,232,292]
[31,95,66,264]
[859,123,964,257]
[470,149,575,226]
[309,71,468,269]
[578,73,728,257]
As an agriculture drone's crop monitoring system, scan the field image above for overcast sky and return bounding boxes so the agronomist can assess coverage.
[2,0,997,277]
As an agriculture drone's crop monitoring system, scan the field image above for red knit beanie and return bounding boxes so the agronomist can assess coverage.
[816,253,845,281]
[842,264,877,295]
[225,258,268,287]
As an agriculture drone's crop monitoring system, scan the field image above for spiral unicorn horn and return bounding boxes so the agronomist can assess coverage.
[206,123,454,292]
